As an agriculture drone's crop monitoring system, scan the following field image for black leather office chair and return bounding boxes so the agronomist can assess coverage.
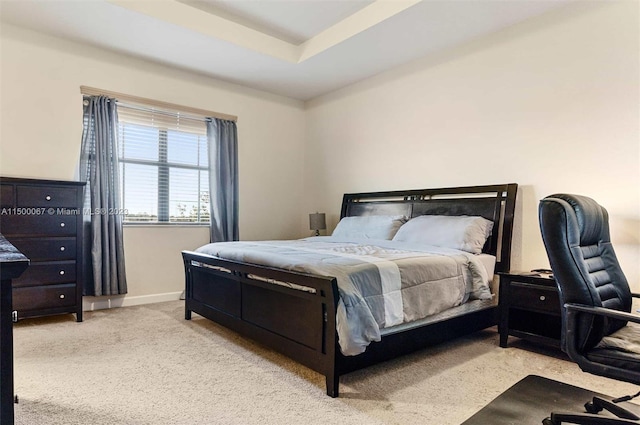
[539,194,640,425]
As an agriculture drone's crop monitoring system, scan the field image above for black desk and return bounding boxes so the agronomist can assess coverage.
[462,375,640,425]
[0,235,29,425]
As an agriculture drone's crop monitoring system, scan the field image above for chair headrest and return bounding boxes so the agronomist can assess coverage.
[543,193,606,246]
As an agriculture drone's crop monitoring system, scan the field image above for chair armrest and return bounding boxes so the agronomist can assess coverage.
[565,303,640,325]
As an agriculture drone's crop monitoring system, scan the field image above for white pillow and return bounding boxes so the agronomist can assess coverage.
[392,215,493,254]
[332,215,407,240]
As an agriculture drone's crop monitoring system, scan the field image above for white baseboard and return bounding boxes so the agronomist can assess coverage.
[82,291,183,311]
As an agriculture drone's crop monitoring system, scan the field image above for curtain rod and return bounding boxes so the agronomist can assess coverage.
[80,86,238,122]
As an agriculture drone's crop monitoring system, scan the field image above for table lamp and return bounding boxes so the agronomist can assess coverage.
[309,212,326,236]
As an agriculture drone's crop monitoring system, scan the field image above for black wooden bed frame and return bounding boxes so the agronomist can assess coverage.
[183,183,518,397]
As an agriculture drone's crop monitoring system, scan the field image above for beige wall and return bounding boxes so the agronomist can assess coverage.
[1,1,638,307]
[304,1,640,287]
[0,24,307,305]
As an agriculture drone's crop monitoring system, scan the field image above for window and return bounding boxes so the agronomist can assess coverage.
[117,104,210,224]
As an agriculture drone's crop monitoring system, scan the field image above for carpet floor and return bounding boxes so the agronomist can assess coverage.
[12,301,638,425]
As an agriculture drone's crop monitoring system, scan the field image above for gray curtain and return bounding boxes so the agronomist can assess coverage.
[79,95,127,296]
[206,118,239,242]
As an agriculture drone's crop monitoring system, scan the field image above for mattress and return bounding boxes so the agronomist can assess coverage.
[195,237,495,355]
[477,253,497,279]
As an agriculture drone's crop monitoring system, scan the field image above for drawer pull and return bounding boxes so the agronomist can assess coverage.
[539,295,546,301]
[59,294,65,299]
[59,270,65,275]
[60,246,65,251]
[46,195,51,201]
[12,311,18,322]
[60,222,65,227]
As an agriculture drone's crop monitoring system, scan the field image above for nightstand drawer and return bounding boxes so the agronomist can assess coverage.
[13,284,77,311]
[509,282,560,313]
[16,185,78,208]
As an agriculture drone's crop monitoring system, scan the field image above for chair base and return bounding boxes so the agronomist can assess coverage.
[543,412,639,424]
[543,396,640,425]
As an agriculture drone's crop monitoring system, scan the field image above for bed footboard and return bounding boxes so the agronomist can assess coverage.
[182,251,341,397]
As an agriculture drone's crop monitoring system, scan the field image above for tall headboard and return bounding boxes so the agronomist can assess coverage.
[340,183,518,273]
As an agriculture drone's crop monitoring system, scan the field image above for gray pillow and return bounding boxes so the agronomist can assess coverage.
[332,215,407,240]
[392,215,493,254]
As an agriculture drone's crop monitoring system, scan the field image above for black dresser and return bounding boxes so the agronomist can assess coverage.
[0,177,85,322]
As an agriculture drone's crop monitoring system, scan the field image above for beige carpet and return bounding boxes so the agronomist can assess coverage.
[12,301,638,425]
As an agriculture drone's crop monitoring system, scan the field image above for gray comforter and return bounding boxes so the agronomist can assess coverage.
[196,237,491,355]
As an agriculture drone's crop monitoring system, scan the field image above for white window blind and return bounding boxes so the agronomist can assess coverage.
[117,104,210,224]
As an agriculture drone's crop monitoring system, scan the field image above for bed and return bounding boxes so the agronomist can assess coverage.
[182,183,518,397]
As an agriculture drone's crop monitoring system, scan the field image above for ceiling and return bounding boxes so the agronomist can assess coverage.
[0,0,573,100]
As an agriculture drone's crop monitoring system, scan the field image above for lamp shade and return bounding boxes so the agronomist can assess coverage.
[309,212,326,231]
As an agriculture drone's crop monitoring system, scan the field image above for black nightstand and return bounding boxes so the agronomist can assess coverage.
[499,271,561,348]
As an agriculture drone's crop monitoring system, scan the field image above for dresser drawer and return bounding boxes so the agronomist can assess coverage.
[13,284,77,311]
[0,184,14,208]
[16,185,78,208]
[509,281,560,313]
[9,237,76,261]
[12,261,76,287]
[0,214,77,236]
